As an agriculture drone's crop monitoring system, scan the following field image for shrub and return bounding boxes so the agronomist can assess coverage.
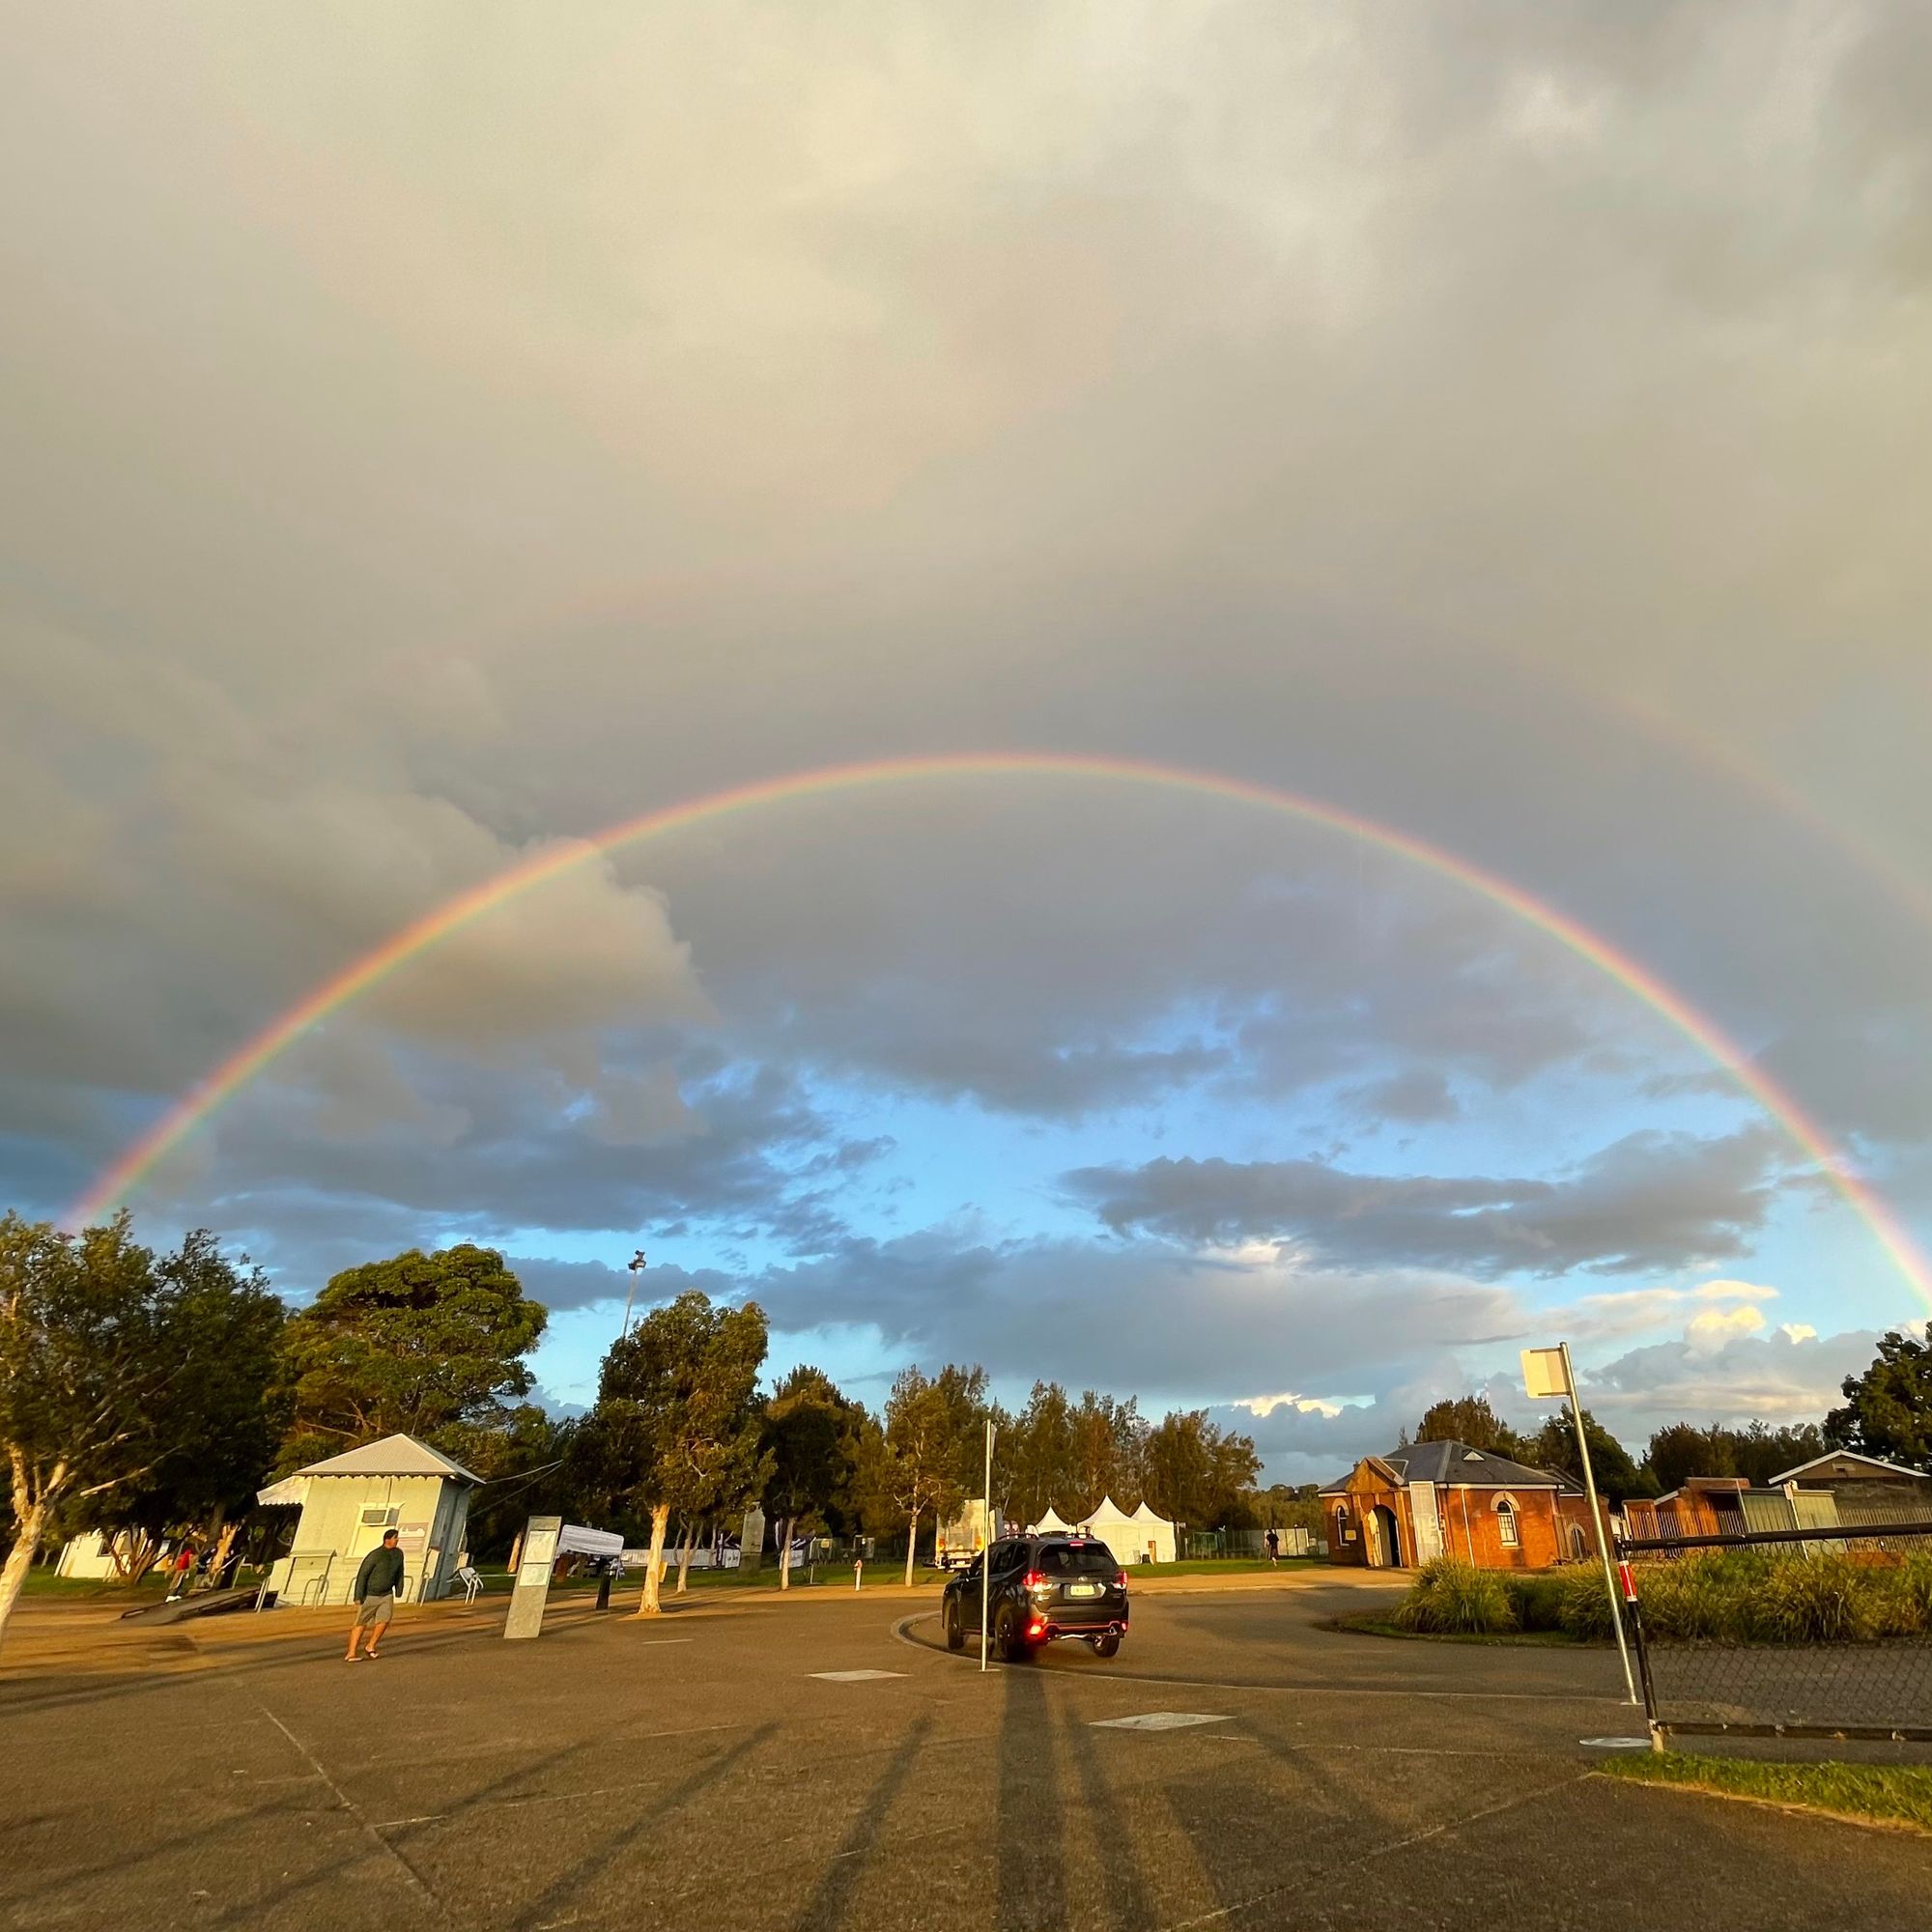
[1503,1573,1565,1633]
[1747,1553,1882,1643]
[1875,1551,1932,1636]
[1393,1557,1517,1634]
[1632,1553,1753,1639]
[1554,1563,1619,1639]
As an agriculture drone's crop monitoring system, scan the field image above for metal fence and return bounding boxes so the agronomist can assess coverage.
[1617,1515,1932,1745]
[1179,1527,1319,1560]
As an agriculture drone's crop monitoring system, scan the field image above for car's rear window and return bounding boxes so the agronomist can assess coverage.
[1038,1541,1118,1577]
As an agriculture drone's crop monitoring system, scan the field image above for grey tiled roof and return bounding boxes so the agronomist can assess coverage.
[1321,1439,1569,1493]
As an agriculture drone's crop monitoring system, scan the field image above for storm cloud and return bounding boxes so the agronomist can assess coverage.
[3,6,1927,1445]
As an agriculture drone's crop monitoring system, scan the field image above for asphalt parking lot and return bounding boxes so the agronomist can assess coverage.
[4,1577,1929,1931]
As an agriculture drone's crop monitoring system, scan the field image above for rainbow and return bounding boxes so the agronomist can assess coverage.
[71,752,1932,1308]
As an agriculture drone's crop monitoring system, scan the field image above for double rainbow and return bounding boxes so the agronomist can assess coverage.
[72,752,1932,1309]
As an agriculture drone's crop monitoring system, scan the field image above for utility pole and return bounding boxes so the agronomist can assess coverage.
[621,1250,646,1339]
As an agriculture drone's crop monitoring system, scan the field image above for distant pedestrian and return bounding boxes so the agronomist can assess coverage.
[165,1546,196,1601]
[345,1530,406,1662]
[1264,1526,1280,1566]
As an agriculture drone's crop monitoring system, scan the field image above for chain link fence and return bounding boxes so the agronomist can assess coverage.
[1618,1513,1932,1744]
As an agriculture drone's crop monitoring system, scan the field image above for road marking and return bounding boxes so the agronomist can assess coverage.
[255,1702,453,1924]
[1091,1711,1229,1730]
[810,1668,905,1682]
[1580,1736,1653,1749]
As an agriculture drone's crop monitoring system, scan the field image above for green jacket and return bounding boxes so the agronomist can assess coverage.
[355,1545,406,1602]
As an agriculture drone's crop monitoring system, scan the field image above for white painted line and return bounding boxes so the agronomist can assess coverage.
[1579,1736,1652,1749]
[1091,1711,1230,1731]
[810,1669,905,1682]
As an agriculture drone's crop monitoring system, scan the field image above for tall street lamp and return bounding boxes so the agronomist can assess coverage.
[621,1249,646,1339]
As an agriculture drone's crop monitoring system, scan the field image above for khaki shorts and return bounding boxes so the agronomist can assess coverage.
[354,1596,395,1628]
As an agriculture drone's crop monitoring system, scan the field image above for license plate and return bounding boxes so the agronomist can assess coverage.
[1067,1581,1100,1598]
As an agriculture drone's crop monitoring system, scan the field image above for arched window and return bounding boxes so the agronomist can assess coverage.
[1333,1504,1353,1546]
[1493,1495,1520,1548]
[1569,1523,1587,1560]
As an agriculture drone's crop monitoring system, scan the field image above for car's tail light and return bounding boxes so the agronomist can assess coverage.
[1115,1571,1127,1587]
[1024,1570,1044,1589]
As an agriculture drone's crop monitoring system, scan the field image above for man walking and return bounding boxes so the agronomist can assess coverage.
[1264,1525,1280,1566]
[346,1529,406,1661]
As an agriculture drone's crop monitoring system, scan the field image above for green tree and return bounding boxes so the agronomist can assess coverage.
[590,1290,769,1614]
[1140,1410,1262,1527]
[276,1245,547,1469]
[1005,1380,1075,1528]
[760,1366,851,1591]
[1524,1408,1652,1501]
[1644,1421,1734,1494]
[460,1406,581,1561]
[1827,1324,1932,1471]
[1065,1389,1146,1517]
[1728,1420,1825,1488]
[1413,1395,1524,1459]
[76,1230,286,1579]
[868,1364,990,1584]
[1,1214,279,1651]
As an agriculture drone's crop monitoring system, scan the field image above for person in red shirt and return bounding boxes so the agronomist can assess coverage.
[164,1546,196,1602]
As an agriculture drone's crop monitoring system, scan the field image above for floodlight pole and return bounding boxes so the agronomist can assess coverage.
[1560,1342,1637,1706]
[621,1250,646,1339]
[980,1419,994,1673]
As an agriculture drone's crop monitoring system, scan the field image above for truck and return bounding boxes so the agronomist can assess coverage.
[932,1496,992,1572]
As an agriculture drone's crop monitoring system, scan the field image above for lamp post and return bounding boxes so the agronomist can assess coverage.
[621,1250,646,1339]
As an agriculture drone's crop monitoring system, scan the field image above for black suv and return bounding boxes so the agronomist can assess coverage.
[941,1533,1129,1661]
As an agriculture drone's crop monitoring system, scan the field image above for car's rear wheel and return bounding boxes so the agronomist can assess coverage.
[995,1604,1031,1663]
[1093,1634,1121,1659]
[944,1599,965,1652]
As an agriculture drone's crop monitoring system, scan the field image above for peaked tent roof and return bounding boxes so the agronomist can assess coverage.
[291,1433,484,1485]
[1129,1499,1173,1523]
[1771,1449,1932,1486]
[1036,1507,1071,1532]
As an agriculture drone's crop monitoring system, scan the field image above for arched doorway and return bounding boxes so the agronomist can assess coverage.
[1370,1503,1403,1568]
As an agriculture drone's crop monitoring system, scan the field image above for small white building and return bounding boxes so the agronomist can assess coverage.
[55,1530,151,1580]
[259,1434,480,1607]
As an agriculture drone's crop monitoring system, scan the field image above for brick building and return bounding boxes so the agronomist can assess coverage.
[1320,1441,1604,1571]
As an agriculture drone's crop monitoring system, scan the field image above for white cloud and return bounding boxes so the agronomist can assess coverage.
[1685,1303,1768,1352]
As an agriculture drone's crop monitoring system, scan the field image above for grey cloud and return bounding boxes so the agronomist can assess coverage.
[1576,1325,1883,1440]
[727,1234,1527,1408]
[137,1056,887,1296]
[1065,1127,1788,1277]
[4,1,1931,1270]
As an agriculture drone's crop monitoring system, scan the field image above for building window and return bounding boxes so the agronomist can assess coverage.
[1334,1505,1354,1544]
[1494,1497,1520,1548]
[1569,1524,1586,1559]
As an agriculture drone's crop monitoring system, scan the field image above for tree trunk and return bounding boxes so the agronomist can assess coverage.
[778,1518,793,1591]
[635,1503,670,1615]
[674,1523,696,1595]
[0,1503,49,1655]
[902,1505,919,1587]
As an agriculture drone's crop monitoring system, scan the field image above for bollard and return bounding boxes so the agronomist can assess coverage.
[853,1557,864,1593]
[595,1568,612,1611]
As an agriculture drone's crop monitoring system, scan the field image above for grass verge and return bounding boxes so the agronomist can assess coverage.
[1603,1753,1932,1834]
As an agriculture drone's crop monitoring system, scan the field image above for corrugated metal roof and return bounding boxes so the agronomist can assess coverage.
[291,1432,483,1484]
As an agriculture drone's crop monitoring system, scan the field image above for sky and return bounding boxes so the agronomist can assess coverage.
[4,3,1929,1485]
